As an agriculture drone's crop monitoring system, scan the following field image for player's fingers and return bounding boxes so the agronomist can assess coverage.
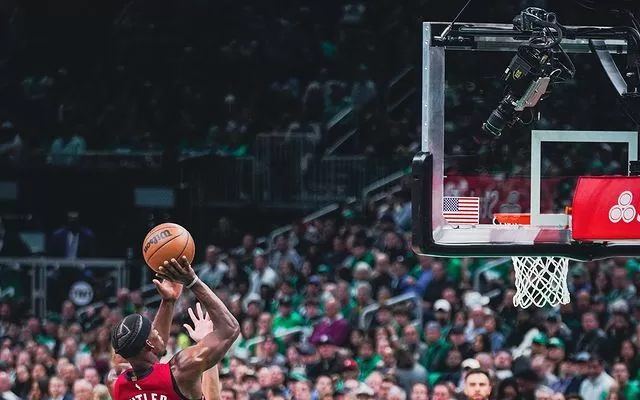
[183,323,194,336]
[169,258,187,274]
[155,272,174,282]
[204,312,210,321]
[179,255,192,270]
[163,260,181,277]
[196,302,204,319]
[152,279,161,287]
[157,268,177,282]
[187,307,197,323]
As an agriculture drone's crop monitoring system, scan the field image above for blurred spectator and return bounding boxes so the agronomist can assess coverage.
[48,126,87,166]
[47,212,95,259]
[0,122,22,165]
[196,246,228,289]
[1,3,640,400]
[0,217,30,257]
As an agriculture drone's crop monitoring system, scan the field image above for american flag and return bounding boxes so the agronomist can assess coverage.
[443,196,480,224]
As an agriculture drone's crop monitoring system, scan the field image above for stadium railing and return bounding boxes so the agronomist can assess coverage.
[265,203,341,252]
[361,169,408,210]
[26,142,397,209]
[182,155,255,206]
[49,151,164,169]
[325,65,417,156]
[254,133,396,207]
[241,326,314,349]
[386,65,417,119]
[0,257,126,319]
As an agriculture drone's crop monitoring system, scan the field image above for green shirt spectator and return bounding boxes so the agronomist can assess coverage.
[422,322,452,372]
[272,296,304,335]
[356,354,383,381]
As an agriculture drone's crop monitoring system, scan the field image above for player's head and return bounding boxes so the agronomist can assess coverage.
[111,314,165,363]
[463,368,492,400]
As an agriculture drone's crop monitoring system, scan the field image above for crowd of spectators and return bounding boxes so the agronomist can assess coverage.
[1,1,640,400]
[1,196,640,400]
[0,0,400,164]
[2,0,634,165]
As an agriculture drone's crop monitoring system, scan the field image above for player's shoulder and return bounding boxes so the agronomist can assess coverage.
[152,362,172,371]
[111,367,131,384]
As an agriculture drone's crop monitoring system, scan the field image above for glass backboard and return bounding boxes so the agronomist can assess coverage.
[412,22,640,261]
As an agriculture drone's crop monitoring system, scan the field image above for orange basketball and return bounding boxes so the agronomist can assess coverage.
[142,223,195,273]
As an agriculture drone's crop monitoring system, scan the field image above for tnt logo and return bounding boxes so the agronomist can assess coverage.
[609,191,637,223]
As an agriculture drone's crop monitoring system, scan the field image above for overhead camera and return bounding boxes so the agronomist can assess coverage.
[482,4,640,137]
[482,8,576,137]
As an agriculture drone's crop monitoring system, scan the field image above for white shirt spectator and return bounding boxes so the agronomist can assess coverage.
[196,258,229,289]
[249,266,279,295]
[580,371,614,400]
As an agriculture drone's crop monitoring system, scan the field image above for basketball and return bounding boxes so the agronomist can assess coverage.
[142,223,196,273]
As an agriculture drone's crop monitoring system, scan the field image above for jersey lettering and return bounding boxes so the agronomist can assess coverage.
[127,394,168,400]
[114,363,185,400]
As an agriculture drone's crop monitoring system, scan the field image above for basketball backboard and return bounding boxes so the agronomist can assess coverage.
[412,21,640,261]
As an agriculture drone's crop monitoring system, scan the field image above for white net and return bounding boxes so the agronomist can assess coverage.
[512,256,571,308]
[492,214,571,308]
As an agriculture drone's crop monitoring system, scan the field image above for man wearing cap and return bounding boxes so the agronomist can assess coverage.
[579,354,614,400]
[306,335,345,380]
[550,355,583,395]
[272,296,304,335]
[432,299,453,334]
[543,312,573,353]
[111,257,240,400]
[353,384,375,399]
[547,338,565,367]
[530,333,549,358]
[342,359,360,381]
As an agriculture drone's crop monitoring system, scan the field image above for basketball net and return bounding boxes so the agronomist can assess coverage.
[493,214,571,308]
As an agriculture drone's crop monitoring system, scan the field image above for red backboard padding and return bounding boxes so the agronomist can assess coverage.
[572,176,640,241]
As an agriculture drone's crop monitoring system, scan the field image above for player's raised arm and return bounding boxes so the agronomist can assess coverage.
[183,303,221,400]
[157,257,239,397]
[150,278,184,345]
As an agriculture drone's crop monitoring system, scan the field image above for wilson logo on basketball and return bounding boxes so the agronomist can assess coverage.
[143,230,172,253]
[608,191,638,224]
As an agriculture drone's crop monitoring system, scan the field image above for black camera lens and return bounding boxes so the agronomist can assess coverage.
[482,99,516,137]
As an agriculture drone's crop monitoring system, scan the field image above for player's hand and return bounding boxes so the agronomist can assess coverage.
[152,277,183,301]
[156,256,197,285]
[183,303,213,343]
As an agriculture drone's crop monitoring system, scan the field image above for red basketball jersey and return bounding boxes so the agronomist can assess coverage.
[113,363,196,400]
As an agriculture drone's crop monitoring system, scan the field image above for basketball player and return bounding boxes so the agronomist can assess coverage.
[107,305,221,400]
[111,256,240,400]
[463,368,492,400]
